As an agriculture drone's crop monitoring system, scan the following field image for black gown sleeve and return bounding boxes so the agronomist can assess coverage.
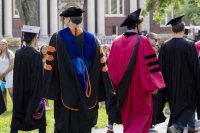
[158,44,168,99]
[12,50,24,118]
[0,91,6,115]
[187,43,200,119]
[24,52,46,119]
[25,52,45,123]
[97,40,114,102]
[44,33,60,101]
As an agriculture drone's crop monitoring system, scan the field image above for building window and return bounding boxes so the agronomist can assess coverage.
[160,11,173,26]
[112,25,118,35]
[105,0,124,16]
[13,0,20,18]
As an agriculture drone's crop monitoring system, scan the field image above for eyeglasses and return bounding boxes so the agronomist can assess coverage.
[150,38,157,42]
[0,43,6,46]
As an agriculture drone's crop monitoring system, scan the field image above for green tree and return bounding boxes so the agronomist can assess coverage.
[143,0,200,25]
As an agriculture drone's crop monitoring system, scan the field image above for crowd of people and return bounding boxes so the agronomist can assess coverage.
[0,6,200,133]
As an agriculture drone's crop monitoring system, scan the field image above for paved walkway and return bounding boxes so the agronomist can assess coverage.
[92,118,200,133]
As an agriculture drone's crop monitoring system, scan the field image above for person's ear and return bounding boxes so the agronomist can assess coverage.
[136,24,139,32]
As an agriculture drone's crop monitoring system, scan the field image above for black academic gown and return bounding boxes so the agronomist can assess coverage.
[158,38,200,126]
[152,91,167,125]
[0,91,6,115]
[44,30,114,133]
[11,46,46,131]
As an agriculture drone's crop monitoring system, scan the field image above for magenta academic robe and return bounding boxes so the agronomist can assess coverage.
[108,34,165,133]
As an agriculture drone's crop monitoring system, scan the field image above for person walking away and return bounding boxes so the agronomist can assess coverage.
[10,25,46,133]
[40,45,50,110]
[159,15,200,133]
[146,32,167,127]
[44,7,114,133]
[108,8,165,133]
[0,87,6,115]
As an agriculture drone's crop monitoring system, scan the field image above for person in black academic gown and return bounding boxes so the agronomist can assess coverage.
[146,32,167,127]
[0,91,6,115]
[0,44,6,115]
[159,15,200,133]
[10,25,46,133]
[44,7,114,133]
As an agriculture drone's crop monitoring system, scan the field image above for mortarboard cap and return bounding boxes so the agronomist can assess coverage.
[166,15,184,26]
[120,8,143,27]
[21,25,40,44]
[59,6,84,17]
[21,25,40,34]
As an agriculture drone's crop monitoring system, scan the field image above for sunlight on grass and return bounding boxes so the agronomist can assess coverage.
[0,95,108,132]
[95,105,108,129]
[0,96,55,133]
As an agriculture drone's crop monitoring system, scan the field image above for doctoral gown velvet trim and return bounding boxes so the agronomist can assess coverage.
[108,33,165,133]
[58,28,95,96]
[44,28,114,111]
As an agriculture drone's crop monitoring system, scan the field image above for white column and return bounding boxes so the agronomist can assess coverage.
[130,0,137,12]
[80,2,84,28]
[40,0,48,37]
[4,0,12,37]
[139,0,150,32]
[50,0,58,35]
[87,0,95,34]
[140,0,145,8]
[97,0,105,36]
[0,0,2,37]
[58,17,64,30]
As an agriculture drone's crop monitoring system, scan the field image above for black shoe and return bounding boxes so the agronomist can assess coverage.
[188,127,200,133]
[106,129,114,133]
[150,124,155,129]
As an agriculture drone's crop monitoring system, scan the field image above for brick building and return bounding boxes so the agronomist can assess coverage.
[0,0,191,38]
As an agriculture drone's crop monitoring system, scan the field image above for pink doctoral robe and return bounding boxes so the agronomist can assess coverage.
[195,41,200,56]
[108,34,165,133]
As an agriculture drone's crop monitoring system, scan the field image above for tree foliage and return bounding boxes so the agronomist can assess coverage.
[143,0,200,25]
[16,0,39,26]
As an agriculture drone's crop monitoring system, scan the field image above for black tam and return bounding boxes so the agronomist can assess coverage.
[120,8,143,27]
[166,15,184,26]
[0,91,6,115]
[59,7,84,17]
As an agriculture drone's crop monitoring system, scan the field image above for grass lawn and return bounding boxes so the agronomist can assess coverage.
[0,95,108,132]
[0,48,108,132]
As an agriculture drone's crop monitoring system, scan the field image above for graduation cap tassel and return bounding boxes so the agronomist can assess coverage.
[21,32,24,48]
[75,28,77,36]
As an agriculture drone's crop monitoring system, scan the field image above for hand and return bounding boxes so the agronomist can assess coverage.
[0,74,3,80]
[0,73,5,80]
[152,90,158,94]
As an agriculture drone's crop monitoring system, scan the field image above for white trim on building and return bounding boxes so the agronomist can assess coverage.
[50,0,58,34]
[160,11,174,27]
[0,0,152,37]
[105,0,125,17]
[0,0,3,37]
[87,0,95,34]
[139,0,150,32]
[40,0,48,37]
[130,0,137,12]
[13,0,20,18]
[97,0,105,35]
[4,0,13,37]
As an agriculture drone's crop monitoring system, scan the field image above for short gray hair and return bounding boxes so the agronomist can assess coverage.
[70,16,82,25]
